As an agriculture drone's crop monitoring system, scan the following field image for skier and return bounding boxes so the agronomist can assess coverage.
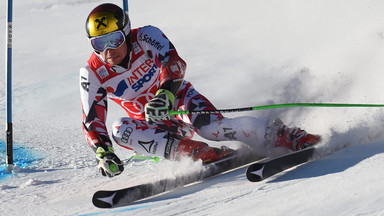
[80,3,320,177]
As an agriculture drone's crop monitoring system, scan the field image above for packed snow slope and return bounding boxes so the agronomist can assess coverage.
[1,0,384,215]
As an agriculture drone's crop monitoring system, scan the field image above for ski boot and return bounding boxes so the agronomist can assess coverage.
[266,118,321,151]
[177,138,234,164]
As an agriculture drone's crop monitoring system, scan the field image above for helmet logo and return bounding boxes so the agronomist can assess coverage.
[94,16,108,30]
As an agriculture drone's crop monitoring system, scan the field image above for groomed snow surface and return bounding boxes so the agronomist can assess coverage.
[1,0,384,215]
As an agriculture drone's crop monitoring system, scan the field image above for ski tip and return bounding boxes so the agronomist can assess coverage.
[246,163,265,182]
[92,191,117,208]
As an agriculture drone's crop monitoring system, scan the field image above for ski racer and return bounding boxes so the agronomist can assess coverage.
[80,3,320,177]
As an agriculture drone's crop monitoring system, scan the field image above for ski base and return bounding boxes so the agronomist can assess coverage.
[246,147,315,182]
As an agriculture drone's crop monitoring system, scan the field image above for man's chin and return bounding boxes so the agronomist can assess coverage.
[106,58,121,65]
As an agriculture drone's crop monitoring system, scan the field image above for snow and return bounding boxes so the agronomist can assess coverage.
[1,0,384,215]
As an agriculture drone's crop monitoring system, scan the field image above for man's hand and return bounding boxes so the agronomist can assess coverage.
[145,89,175,124]
[95,144,124,177]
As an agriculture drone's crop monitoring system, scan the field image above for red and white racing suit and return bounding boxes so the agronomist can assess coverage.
[80,25,268,159]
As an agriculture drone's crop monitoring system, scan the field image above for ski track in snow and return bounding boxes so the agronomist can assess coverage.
[1,0,384,215]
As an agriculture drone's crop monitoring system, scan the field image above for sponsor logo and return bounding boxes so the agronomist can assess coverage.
[138,140,158,154]
[94,16,108,30]
[96,66,109,79]
[112,58,158,96]
[127,59,154,85]
[138,33,165,51]
[164,138,177,160]
[120,127,133,143]
[131,62,159,92]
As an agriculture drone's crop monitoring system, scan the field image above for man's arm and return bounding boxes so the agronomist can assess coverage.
[80,66,112,149]
[80,66,124,177]
[138,26,187,123]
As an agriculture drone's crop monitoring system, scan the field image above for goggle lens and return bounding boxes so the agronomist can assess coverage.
[90,31,125,52]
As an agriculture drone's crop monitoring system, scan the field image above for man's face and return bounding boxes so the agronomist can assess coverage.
[100,42,128,65]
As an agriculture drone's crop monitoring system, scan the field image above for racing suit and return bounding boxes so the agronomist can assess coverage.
[80,25,267,159]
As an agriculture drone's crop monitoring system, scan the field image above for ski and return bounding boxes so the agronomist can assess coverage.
[92,149,262,208]
[246,147,315,182]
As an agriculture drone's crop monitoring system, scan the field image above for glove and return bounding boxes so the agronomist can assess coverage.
[145,89,175,124]
[95,144,124,177]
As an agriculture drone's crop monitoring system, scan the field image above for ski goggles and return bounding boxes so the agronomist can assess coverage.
[90,31,125,53]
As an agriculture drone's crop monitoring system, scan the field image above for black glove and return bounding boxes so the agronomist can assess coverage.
[95,144,124,177]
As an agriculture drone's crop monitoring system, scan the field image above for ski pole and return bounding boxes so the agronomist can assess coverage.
[5,0,14,172]
[169,103,384,116]
[122,0,128,12]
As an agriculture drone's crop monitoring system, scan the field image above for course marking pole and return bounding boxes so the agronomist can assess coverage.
[5,0,14,172]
